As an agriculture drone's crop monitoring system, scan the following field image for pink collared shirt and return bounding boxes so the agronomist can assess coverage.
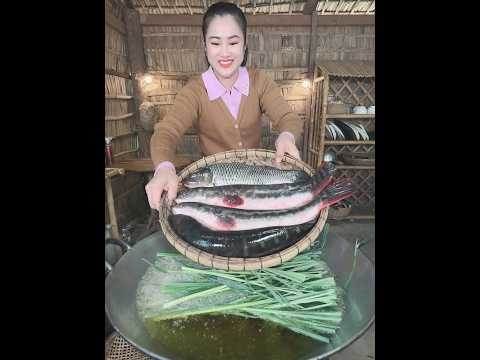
[202,66,249,120]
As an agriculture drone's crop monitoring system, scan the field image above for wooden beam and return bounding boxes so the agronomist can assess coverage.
[288,0,294,15]
[308,14,318,74]
[105,175,121,239]
[125,9,147,74]
[105,11,126,35]
[139,14,374,26]
[253,0,257,15]
[318,14,373,26]
[105,113,135,121]
[303,0,319,15]
[105,68,132,79]
[105,95,134,100]
[269,0,273,15]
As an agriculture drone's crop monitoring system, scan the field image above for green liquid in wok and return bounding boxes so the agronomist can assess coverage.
[143,314,327,360]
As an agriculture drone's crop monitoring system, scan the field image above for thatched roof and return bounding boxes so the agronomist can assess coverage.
[121,0,375,16]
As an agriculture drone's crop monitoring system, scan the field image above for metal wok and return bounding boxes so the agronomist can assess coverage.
[105,230,375,360]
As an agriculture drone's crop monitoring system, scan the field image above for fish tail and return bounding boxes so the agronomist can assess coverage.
[311,162,336,195]
[321,177,353,206]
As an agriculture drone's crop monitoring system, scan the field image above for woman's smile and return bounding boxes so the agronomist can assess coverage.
[218,59,234,68]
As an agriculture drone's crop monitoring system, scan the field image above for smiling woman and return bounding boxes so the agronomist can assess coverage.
[145,2,305,210]
[202,3,247,88]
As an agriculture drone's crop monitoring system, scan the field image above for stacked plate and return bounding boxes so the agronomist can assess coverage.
[325,121,369,141]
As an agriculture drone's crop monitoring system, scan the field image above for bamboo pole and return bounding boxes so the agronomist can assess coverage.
[105,169,125,239]
[317,72,329,168]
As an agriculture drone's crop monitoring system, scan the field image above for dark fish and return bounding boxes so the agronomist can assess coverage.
[169,214,316,258]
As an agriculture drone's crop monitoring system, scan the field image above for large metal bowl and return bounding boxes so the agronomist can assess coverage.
[105,230,375,360]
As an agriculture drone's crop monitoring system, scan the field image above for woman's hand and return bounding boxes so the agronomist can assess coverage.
[145,166,179,209]
[274,132,301,164]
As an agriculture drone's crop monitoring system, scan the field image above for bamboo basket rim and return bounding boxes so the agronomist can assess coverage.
[158,149,329,271]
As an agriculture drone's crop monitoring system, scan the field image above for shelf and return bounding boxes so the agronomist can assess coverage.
[325,140,375,145]
[336,165,375,170]
[328,205,375,220]
[105,113,135,121]
[105,95,134,100]
[346,214,375,220]
[327,114,375,119]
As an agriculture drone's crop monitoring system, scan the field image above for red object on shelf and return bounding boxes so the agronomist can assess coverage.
[105,138,113,166]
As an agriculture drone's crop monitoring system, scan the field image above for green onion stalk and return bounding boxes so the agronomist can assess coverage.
[143,224,351,343]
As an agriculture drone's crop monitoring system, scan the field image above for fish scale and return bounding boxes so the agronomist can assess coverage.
[208,163,308,186]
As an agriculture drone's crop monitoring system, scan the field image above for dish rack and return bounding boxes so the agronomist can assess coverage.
[305,61,375,219]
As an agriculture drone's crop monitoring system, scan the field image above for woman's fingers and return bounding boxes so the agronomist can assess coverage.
[166,178,178,206]
[145,168,179,210]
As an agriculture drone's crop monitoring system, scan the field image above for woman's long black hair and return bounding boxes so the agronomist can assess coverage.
[202,2,249,67]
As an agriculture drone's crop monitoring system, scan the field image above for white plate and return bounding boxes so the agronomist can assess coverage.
[353,106,367,114]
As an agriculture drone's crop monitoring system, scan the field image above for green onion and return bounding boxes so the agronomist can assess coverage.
[143,226,346,344]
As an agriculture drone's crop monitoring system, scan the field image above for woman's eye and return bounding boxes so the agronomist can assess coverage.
[210,43,219,46]
[230,42,239,46]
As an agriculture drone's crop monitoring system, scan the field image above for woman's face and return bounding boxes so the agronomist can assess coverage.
[205,15,246,83]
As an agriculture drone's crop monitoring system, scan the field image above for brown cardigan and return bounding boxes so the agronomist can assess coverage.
[150,68,304,167]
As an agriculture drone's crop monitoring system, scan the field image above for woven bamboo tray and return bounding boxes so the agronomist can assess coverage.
[105,332,152,360]
[158,149,328,271]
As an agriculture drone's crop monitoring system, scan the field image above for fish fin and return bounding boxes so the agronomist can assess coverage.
[311,162,336,195]
[322,178,353,207]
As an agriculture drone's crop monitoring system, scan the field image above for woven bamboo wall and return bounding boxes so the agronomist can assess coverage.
[138,20,372,159]
[142,24,374,73]
[105,0,137,160]
[105,0,149,228]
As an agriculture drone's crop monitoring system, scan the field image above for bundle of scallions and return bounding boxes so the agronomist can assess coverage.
[142,224,348,343]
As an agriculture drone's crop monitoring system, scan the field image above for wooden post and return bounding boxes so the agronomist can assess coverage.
[317,72,329,168]
[308,14,318,75]
[132,74,151,158]
[124,9,146,74]
[305,14,318,165]
[124,8,150,158]
[105,168,125,239]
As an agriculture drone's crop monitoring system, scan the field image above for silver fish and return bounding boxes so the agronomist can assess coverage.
[172,178,353,231]
[183,162,310,188]
[176,162,335,210]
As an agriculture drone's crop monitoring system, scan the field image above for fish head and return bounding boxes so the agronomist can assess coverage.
[183,168,213,188]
